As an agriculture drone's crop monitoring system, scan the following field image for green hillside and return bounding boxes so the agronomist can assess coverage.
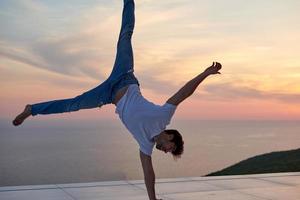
[206,148,300,176]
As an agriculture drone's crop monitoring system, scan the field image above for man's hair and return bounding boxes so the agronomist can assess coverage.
[164,129,184,160]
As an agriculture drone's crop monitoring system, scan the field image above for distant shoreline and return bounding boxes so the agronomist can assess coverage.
[206,148,300,176]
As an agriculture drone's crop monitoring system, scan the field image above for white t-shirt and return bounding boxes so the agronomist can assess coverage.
[115,84,177,156]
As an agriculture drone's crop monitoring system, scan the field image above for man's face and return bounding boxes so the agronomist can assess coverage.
[156,141,176,154]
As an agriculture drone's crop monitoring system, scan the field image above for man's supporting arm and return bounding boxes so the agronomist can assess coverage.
[167,62,222,106]
[139,151,157,200]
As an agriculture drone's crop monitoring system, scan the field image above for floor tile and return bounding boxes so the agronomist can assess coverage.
[238,185,300,200]
[56,180,128,188]
[258,175,300,186]
[136,180,223,195]
[0,184,57,192]
[165,189,264,200]
[64,184,146,200]
[205,178,279,190]
[0,189,73,200]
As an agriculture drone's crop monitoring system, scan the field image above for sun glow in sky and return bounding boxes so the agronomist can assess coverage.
[1,0,300,121]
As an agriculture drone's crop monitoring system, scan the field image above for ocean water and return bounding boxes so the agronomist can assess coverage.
[0,119,300,186]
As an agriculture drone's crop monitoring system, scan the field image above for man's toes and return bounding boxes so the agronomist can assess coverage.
[12,119,20,126]
[13,115,24,126]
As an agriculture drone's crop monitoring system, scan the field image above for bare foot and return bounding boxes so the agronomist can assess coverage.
[12,105,32,126]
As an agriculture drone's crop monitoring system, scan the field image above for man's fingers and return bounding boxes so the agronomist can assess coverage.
[208,62,222,73]
[211,62,222,68]
[215,62,222,71]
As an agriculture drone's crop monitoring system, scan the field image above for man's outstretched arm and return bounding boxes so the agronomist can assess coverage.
[167,62,222,106]
[139,151,162,200]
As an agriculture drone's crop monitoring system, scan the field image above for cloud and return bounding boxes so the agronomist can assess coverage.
[0,47,45,71]
[31,37,103,78]
[0,40,107,81]
[203,82,300,104]
[0,0,49,42]
[0,0,120,80]
[136,71,178,95]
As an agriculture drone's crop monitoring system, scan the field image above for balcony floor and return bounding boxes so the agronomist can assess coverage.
[1,172,299,200]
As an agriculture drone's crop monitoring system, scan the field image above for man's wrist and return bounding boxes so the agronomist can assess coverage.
[202,70,211,76]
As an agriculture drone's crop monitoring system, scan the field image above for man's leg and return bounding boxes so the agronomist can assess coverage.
[12,80,110,126]
[31,81,110,115]
[108,0,135,81]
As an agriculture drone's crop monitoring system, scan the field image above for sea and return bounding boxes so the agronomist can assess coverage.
[1,119,299,186]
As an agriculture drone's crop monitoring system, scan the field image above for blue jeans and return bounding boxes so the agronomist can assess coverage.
[31,0,139,116]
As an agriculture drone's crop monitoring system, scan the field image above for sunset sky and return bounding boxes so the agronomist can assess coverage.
[1,0,300,121]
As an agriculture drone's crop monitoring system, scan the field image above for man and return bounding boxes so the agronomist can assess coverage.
[13,0,222,199]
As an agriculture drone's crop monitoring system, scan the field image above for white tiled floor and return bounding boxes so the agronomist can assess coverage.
[0,172,299,200]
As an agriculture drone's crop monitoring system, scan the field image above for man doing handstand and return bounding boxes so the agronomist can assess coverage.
[13,1,222,199]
